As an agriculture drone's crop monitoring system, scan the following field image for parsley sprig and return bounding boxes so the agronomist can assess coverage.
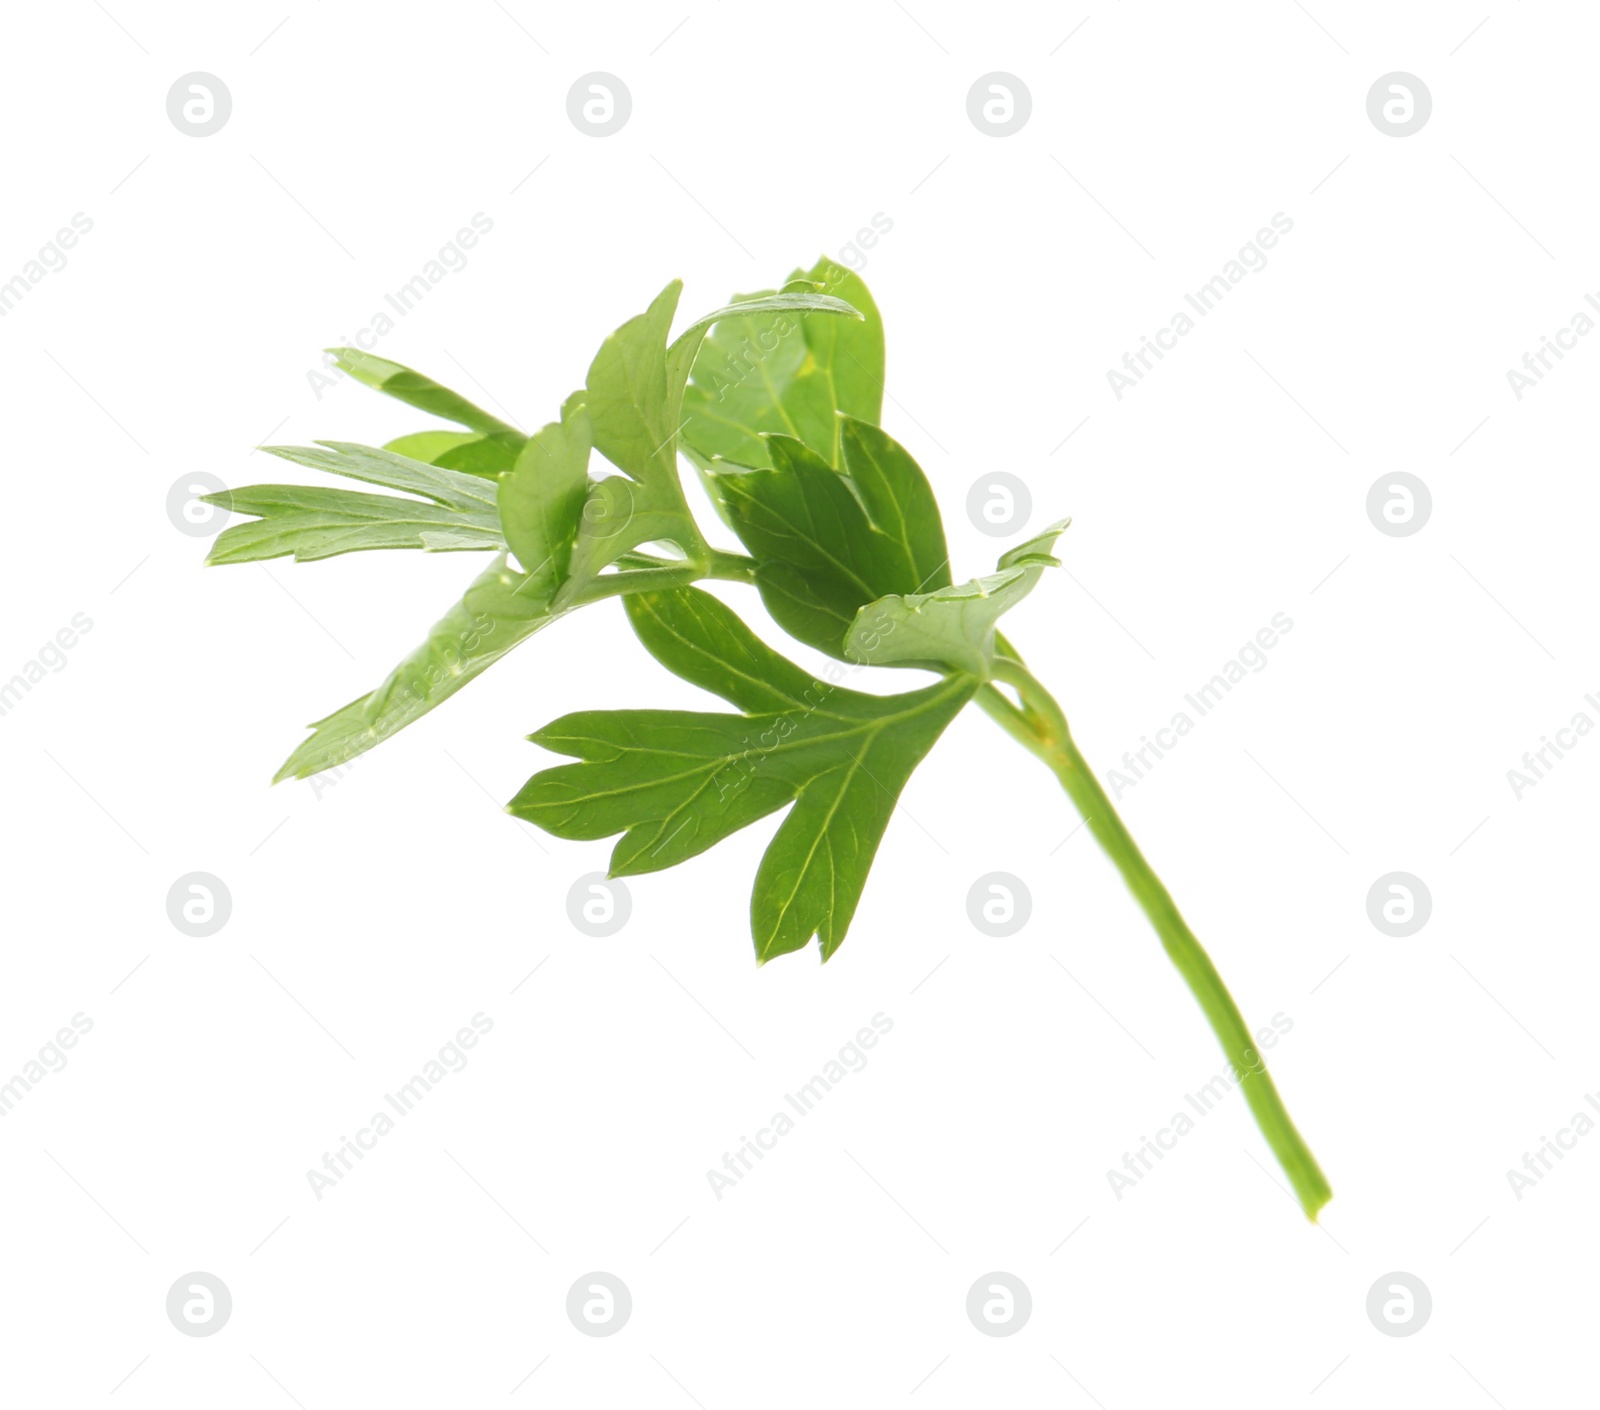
[203,257,1331,1219]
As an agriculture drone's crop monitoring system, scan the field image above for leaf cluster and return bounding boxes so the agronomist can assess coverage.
[208,259,1066,959]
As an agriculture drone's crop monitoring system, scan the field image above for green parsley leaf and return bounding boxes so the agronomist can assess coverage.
[575,281,864,574]
[681,258,884,470]
[836,416,951,592]
[581,281,693,496]
[274,553,562,781]
[715,421,949,658]
[383,430,527,480]
[496,406,592,586]
[326,349,517,436]
[255,441,501,513]
[382,430,484,464]
[203,485,504,564]
[845,519,1071,678]
[508,587,974,962]
[203,441,506,565]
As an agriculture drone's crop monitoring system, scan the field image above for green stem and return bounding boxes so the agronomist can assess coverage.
[706,549,759,584]
[558,549,759,610]
[980,658,1332,1220]
[562,564,702,608]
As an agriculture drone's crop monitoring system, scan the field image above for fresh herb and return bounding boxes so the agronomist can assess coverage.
[204,259,1332,1219]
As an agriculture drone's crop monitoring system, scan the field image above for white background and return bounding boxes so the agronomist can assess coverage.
[1,1,1595,1405]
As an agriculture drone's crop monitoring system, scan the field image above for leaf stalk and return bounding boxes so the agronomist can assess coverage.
[978,656,1332,1220]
